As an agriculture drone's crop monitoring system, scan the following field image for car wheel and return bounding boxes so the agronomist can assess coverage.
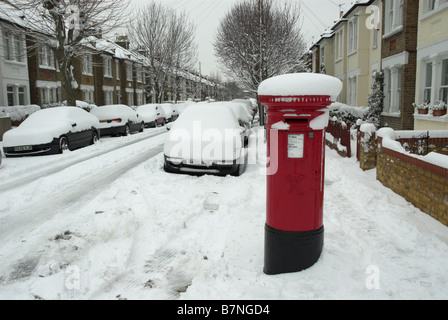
[59,136,69,153]
[91,131,99,145]
[123,124,130,136]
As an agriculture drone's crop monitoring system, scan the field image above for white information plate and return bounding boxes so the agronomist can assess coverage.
[288,134,304,159]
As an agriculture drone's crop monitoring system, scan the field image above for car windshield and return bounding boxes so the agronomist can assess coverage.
[20,108,72,127]
[173,103,240,131]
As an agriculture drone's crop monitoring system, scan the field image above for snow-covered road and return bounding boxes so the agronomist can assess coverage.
[0,127,447,300]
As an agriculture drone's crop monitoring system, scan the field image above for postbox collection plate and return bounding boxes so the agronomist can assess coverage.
[287,134,304,159]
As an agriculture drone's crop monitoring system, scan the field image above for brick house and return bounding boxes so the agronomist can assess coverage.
[380,0,419,130]
[0,5,31,107]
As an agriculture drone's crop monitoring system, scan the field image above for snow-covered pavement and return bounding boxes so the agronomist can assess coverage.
[0,127,447,300]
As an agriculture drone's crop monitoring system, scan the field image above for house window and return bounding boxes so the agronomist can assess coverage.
[424,62,432,102]
[348,18,358,54]
[104,90,113,105]
[116,60,120,80]
[127,91,134,106]
[82,55,93,75]
[126,64,133,81]
[38,46,55,69]
[83,90,94,103]
[335,29,343,61]
[18,87,25,105]
[373,27,378,49]
[384,0,403,35]
[136,92,143,106]
[348,77,357,106]
[104,57,112,77]
[40,87,58,105]
[440,59,448,104]
[3,31,24,62]
[7,85,14,106]
[383,67,402,114]
[136,65,143,83]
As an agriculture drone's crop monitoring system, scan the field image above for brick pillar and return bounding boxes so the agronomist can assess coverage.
[359,130,377,171]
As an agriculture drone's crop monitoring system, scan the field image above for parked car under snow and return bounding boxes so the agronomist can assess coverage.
[90,104,145,136]
[136,104,166,128]
[3,107,100,157]
[163,103,249,176]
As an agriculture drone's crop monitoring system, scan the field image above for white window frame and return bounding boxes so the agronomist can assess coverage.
[82,54,93,75]
[136,65,143,83]
[383,0,404,37]
[2,31,24,62]
[440,59,448,104]
[126,63,133,81]
[335,29,343,61]
[348,76,357,106]
[38,46,55,69]
[382,67,402,115]
[348,17,358,55]
[423,62,432,102]
[116,60,120,80]
[103,56,112,78]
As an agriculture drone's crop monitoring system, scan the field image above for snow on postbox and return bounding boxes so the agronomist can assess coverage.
[258,73,342,275]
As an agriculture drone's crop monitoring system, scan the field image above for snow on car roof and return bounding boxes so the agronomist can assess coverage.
[172,103,240,131]
[90,104,137,120]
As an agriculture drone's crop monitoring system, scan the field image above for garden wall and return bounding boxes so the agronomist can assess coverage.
[373,130,448,226]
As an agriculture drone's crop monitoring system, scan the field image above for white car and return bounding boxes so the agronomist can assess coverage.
[136,104,166,128]
[3,107,100,157]
[163,102,249,176]
[90,104,144,136]
[161,104,176,123]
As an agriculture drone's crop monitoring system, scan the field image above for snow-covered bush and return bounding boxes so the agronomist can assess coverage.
[329,102,368,126]
[364,71,384,128]
[0,105,41,122]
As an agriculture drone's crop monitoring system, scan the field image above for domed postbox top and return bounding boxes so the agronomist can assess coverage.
[258,73,343,101]
[258,73,343,111]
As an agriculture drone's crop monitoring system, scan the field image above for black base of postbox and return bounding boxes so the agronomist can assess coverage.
[263,224,324,275]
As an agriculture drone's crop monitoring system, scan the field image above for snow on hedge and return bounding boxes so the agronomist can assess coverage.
[0,105,41,122]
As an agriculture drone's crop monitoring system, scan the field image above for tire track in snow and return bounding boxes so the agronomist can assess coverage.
[0,142,164,246]
[0,128,167,192]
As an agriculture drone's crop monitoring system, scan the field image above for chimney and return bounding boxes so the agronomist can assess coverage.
[116,35,130,50]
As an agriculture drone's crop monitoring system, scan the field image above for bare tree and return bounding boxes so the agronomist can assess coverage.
[129,2,197,103]
[214,0,307,93]
[1,0,128,106]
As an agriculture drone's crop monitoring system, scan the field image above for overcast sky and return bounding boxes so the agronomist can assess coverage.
[128,0,350,78]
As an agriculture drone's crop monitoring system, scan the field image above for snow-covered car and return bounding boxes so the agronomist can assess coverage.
[136,104,166,128]
[163,103,249,176]
[161,104,176,123]
[232,99,257,120]
[2,107,100,157]
[90,104,145,136]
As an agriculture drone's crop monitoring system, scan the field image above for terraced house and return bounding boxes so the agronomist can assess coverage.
[0,2,217,109]
[0,4,30,107]
[310,0,448,130]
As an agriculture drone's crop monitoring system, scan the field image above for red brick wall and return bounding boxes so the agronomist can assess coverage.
[377,137,448,226]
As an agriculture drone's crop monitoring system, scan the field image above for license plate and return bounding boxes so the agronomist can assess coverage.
[14,145,32,152]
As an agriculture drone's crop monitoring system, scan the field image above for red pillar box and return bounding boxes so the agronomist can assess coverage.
[258,73,342,275]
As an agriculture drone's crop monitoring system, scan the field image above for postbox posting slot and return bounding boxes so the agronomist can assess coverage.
[285,118,308,124]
